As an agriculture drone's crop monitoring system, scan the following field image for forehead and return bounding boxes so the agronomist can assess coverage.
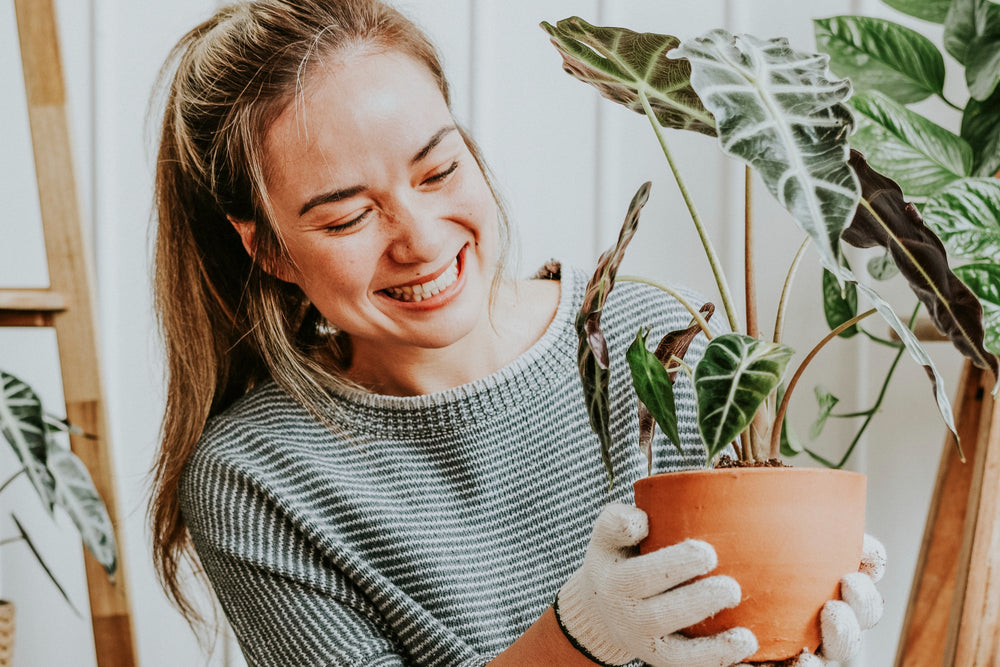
[263,50,451,184]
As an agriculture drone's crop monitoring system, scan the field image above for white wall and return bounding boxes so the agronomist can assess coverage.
[0,0,967,665]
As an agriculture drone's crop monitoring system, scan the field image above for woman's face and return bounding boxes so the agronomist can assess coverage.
[254,50,500,375]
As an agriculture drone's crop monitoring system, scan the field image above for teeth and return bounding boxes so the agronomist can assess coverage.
[383,258,459,302]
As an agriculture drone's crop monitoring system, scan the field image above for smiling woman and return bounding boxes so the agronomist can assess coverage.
[148,2,874,666]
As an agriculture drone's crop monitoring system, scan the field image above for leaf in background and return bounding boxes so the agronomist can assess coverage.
[636,303,714,467]
[11,513,81,617]
[823,266,860,337]
[673,30,859,278]
[844,151,998,382]
[966,30,1000,100]
[47,447,117,575]
[0,371,56,513]
[923,178,1000,260]
[868,252,901,280]
[628,329,682,474]
[576,182,651,484]
[850,90,973,196]
[541,17,716,135]
[944,0,1000,64]
[810,386,841,440]
[694,333,794,461]
[776,384,804,457]
[815,16,945,104]
[962,87,1000,177]
[882,0,953,23]
[955,263,1000,354]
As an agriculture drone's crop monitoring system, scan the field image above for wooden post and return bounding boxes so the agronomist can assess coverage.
[896,361,1000,666]
[10,0,139,664]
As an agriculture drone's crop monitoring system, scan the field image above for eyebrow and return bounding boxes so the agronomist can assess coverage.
[297,125,458,218]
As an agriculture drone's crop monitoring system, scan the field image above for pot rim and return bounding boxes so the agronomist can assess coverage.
[634,466,865,485]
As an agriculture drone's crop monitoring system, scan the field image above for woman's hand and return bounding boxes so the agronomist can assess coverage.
[555,503,758,667]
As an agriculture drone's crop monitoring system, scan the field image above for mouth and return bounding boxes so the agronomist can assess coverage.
[380,247,465,304]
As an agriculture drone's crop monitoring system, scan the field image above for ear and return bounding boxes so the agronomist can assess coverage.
[227,216,296,283]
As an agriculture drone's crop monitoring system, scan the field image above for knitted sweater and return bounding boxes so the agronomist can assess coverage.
[179,264,712,666]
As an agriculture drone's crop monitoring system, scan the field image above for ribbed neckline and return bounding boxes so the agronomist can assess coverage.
[322,264,585,434]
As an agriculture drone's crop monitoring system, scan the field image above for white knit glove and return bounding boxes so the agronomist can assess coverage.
[739,533,887,666]
[554,503,758,667]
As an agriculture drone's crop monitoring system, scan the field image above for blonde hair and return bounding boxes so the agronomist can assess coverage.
[149,0,510,631]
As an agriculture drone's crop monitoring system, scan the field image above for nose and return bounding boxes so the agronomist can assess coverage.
[384,195,447,265]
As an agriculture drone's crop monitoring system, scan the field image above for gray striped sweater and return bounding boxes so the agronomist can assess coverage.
[179,264,711,666]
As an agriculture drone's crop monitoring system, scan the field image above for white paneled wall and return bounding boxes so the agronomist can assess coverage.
[0,1,966,665]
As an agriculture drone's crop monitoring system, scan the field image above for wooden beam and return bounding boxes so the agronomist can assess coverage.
[13,1,138,665]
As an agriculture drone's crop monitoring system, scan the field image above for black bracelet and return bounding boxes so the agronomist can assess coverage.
[552,593,621,667]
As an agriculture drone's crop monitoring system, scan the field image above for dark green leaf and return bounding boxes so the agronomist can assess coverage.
[823,266,860,337]
[776,385,804,457]
[815,16,945,104]
[636,303,715,467]
[674,30,859,277]
[882,0,952,23]
[47,447,117,576]
[541,18,716,135]
[844,152,998,382]
[0,371,56,513]
[923,178,1000,260]
[962,87,1000,177]
[11,513,81,617]
[576,183,651,484]
[694,333,794,461]
[955,262,1000,354]
[944,0,1000,64]
[868,252,901,280]
[850,91,973,196]
[628,329,682,471]
[810,386,841,440]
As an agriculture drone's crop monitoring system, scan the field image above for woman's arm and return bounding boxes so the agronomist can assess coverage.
[488,607,599,666]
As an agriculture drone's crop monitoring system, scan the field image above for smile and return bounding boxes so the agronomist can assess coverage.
[382,255,460,303]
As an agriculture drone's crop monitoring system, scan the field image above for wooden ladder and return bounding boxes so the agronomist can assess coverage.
[1,0,138,664]
[896,359,1000,666]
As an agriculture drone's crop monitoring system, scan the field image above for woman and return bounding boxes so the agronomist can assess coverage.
[149,1,884,665]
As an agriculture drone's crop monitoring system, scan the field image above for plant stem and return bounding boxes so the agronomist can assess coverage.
[773,238,811,344]
[769,308,879,458]
[827,303,920,468]
[0,469,25,495]
[637,90,740,334]
[939,92,964,111]
[745,166,758,340]
[618,275,714,339]
[860,327,903,348]
[0,536,25,547]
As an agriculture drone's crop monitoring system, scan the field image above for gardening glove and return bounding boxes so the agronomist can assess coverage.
[738,533,887,666]
[554,503,757,667]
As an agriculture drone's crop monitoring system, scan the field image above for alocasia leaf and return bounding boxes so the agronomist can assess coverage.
[882,0,952,23]
[955,262,1000,354]
[815,16,946,104]
[810,386,841,440]
[823,266,860,337]
[672,30,859,277]
[850,90,973,196]
[628,329,682,474]
[48,446,117,575]
[576,182,651,484]
[694,333,794,462]
[868,252,901,280]
[635,302,714,470]
[541,17,716,136]
[962,87,1000,177]
[922,178,1000,260]
[0,371,57,513]
[844,151,998,382]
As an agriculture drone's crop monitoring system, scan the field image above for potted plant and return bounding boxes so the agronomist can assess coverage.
[541,5,998,661]
[0,370,117,663]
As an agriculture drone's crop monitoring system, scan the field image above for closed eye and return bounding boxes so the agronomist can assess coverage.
[423,161,459,185]
[326,209,371,234]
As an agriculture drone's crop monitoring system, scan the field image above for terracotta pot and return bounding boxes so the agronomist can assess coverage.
[0,600,13,667]
[633,467,865,662]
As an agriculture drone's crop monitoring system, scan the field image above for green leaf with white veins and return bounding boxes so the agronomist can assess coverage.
[882,0,952,23]
[815,16,946,105]
[0,371,56,513]
[541,17,716,136]
[694,333,794,462]
[673,30,859,276]
[923,178,1000,260]
[850,91,973,196]
[955,263,1000,355]
[944,0,1000,98]
[48,446,117,575]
